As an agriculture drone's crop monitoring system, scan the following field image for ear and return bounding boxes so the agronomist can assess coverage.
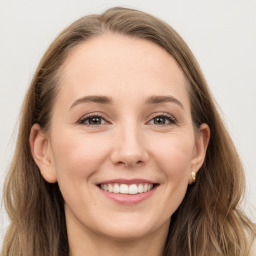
[188,123,210,184]
[29,124,57,183]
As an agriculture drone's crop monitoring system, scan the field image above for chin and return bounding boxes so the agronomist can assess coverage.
[101,226,154,242]
[95,215,170,242]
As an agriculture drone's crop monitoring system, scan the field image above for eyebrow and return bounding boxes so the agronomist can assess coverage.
[69,95,113,110]
[145,95,184,109]
[69,94,184,110]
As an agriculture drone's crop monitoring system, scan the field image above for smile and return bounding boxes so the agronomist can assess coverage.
[99,183,154,195]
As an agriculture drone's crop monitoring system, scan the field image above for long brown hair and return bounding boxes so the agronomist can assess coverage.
[1,6,255,256]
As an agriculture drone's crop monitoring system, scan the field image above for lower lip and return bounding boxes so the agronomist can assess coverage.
[98,186,157,204]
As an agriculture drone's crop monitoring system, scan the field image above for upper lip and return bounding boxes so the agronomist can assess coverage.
[97,179,157,185]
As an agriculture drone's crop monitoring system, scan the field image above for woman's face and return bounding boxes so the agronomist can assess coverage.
[32,33,209,242]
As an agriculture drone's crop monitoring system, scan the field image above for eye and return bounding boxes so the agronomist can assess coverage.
[148,114,176,125]
[78,114,107,126]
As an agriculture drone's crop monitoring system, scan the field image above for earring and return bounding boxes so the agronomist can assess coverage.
[191,171,196,182]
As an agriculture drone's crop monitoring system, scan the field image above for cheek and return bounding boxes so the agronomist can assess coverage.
[51,132,110,182]
[50,132,111,210]
[150,133,195,177]
[143,132,195,220]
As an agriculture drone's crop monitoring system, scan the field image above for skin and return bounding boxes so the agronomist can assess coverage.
[30,33,210,256]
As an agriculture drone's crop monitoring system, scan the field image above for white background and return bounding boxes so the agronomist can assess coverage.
[0,0,255,247]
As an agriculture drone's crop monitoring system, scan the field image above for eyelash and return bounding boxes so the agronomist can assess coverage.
[78,113,108,126]
[78,113,176,127]
[148,113,176,126]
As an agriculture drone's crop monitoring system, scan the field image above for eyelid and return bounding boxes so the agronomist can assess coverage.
[77,111,177,126]
[78,112,109,125]
[146,112,177,125]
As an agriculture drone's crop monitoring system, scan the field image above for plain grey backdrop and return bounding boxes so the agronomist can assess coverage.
[0,0,255,246]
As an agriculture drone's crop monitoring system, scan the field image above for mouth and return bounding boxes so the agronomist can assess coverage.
[97,183,158,195]
[96,179,159,204]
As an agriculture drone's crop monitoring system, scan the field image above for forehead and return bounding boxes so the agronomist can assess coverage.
[58,33,190,108]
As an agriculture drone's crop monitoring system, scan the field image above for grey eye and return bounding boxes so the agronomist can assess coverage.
[149,115,175,125]
[79,115,107,125]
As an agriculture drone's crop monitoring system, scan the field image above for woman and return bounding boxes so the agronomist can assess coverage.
[1,6,255,256]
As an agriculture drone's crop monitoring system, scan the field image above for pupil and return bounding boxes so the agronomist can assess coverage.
[155,117,165,124]
[90,117,101,124]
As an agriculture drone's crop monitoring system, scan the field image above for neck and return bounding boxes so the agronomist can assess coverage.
[69,233,166,256]
[67,215,169,256]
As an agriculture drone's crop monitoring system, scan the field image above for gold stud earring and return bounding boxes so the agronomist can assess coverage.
[191,171,196,183]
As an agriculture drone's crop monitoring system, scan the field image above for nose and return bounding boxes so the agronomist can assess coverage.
[110,123,149,168]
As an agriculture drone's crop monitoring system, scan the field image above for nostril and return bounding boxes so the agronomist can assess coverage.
[110,146,149,167]
[116,161,128,167]
[117,160,144,168]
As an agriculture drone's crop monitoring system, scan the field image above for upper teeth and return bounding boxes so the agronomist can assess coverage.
[100,183,153,194]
